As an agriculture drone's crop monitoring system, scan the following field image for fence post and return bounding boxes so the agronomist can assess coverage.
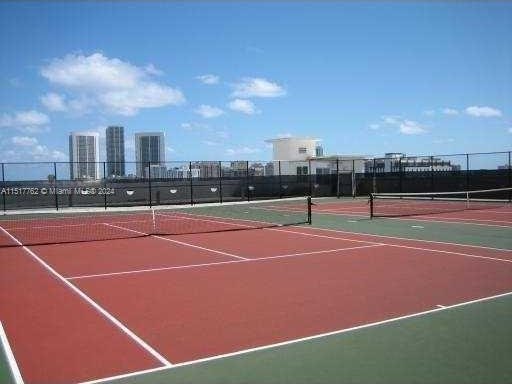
[278,161,282,198]
[189,161,193,205]
[352,159,356,198]
[508,151,511,202]
[246,161,250,202]
[218,161,223,204]
[147,161,152,207]
[308,159,312,196]
[398,157,403,193]
[466,153,470,191]
[103,162,107,210]
[54,162,59,211]
[430,156,435,192]
[1,163,5,213]
[336,158,340,198]
[372,158,376,194]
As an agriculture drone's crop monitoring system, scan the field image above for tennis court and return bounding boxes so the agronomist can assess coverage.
[1,195,512,384]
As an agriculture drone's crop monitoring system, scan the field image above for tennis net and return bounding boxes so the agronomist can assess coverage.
[370,187,512,218]
[0,197,312,247]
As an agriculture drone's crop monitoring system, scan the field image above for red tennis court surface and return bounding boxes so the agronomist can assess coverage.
[269,199,512,227]
[1,222,512,384]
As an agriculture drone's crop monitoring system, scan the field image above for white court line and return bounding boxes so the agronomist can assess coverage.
[270,204,512,228]
[0,225,172,367]
[272,227,512,264]
[103,223,249,261]
[436,304,447,309]
[0,321,24,384]
[289,225,512,253]
[155,209,512,261]
[321,208,512,228]
[7,218,151,232]
[411,225,424,229]
[66,244,386,280]
[77,290,512,384]
[157,211,382,248]
[152,208,512,256]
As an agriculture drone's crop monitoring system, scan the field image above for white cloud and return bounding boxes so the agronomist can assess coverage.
[227,99,259,115]
[231,77,286,98]
[11,136,39,146]
[40,52,185,116]
[399,120,427,135]
[196,74,219,85]
[40,92,67,112]
[226,146,261,155]
[0,110,50,133]
[195,105,224,119]
[381,115,401,125]
[369,124,380,130]
[508,127,512,134]
[379,115,427,135]
[423,110,436,116]
[3,136,67,162]
[442,108,459,115]
[40,92,93,115]
[465,106,502,117]
[166,146,175,154]
[180,122,209,131]
[144,64,163,76]
[202,140,220,146]
[215,130,229,139]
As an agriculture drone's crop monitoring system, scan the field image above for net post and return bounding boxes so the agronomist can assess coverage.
[1,163,5,213]
[336,158,340,198]
[308,159,312,197]
[148,161,152,208]
[103,161,107,210]
[53,162,59,211]
[246,161,250,202]
[307,196,312,225]
[218,161,223,204]
[278,161,282,199]
[369,193,374,219]
[189,161,193,205]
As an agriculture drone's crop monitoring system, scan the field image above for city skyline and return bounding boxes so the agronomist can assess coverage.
[0,2,511,166]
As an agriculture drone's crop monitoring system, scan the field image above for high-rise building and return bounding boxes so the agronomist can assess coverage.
[106,126,125,177]
[134,132,165,177]
[68,132,100,180]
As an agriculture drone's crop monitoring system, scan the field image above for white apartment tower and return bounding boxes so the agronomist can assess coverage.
[134,132,166,177]
[68,132,100,180]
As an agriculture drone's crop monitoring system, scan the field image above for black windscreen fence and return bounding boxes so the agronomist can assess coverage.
[1,151,510,211]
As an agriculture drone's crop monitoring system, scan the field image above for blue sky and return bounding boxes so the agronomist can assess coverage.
[0,1,511,165]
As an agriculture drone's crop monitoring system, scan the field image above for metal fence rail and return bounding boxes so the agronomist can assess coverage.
[1,151,511,212]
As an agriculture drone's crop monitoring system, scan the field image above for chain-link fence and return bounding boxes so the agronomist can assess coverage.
[1,151,511,211]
